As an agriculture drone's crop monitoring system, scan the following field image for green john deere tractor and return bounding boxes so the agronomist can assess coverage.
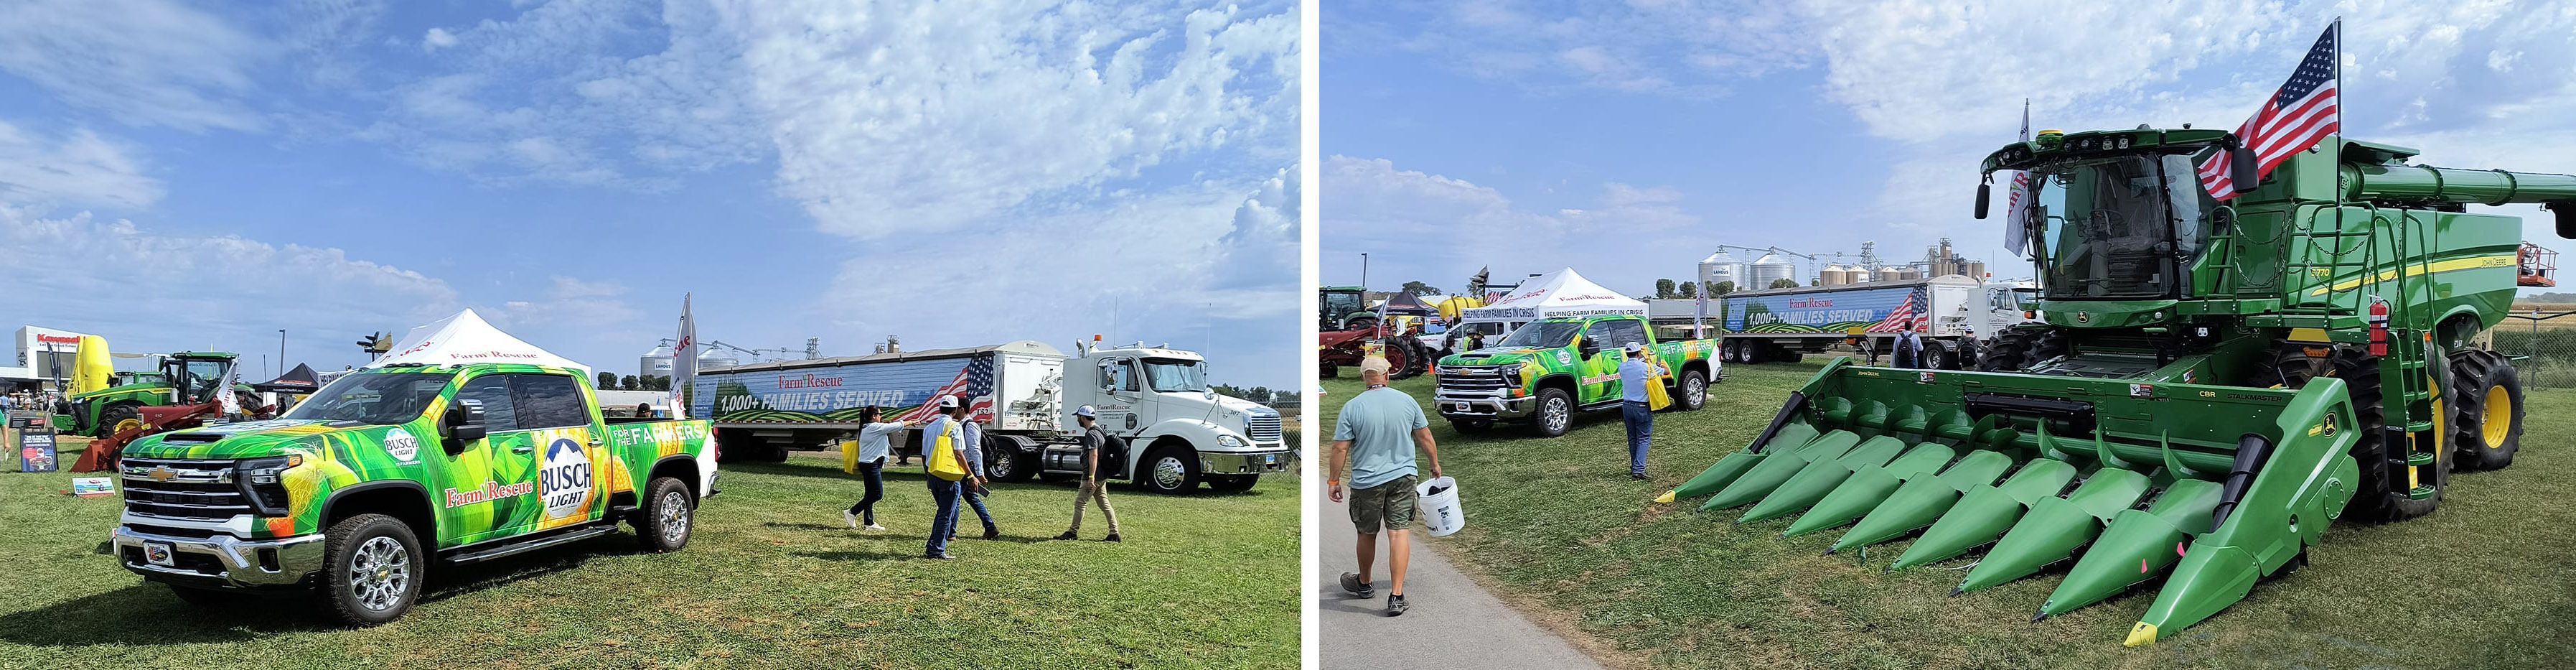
[54,352,250,437]
[1659,128,2569,645]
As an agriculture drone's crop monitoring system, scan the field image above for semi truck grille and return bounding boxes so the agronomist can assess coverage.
[1436,366,1517,394]
[1245,413,1283,442]
[121,457,248,521]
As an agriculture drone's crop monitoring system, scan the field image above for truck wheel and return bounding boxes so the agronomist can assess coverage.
[100,403,143,438]
[168,585,236,607]
[319,513,423,626]
[1532,387,1575,437]
[634,476,695,552]
[1676,369,1708,411]
[1772,349,1803,364]
[1721,340,1741,363]
[1923,342,1954,371]
[1138,445,1202,494]
[2449,350,2524,471]
[1207,474,1258,493]
[985,437,1037,483]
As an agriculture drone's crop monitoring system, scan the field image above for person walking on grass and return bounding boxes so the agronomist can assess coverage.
[952,396,1001,541]
[844,406,918,531]
[1619,342,1666,480]
[1329,356,1442,617]
[922,394,977,560]
[1054,405,1124,541]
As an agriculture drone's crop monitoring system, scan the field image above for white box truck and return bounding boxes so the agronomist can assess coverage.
[689,340,1286,494]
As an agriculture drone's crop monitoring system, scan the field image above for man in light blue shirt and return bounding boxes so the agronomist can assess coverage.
[1329,357,1442,617]
[1619,342,1666,480]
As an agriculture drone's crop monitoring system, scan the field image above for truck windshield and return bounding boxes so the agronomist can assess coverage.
[281,373,451,425]
[2025,153,2210,298]
[1140,358,1208,392]
[1497,320,1583,349]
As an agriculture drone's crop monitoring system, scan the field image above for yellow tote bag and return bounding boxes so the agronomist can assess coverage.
[925,427,968,481]
[1645,368,1675,411]
[840,439,860,475]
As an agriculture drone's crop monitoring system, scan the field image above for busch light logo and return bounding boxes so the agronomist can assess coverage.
[538,437,594,519]
[383,427,419,463]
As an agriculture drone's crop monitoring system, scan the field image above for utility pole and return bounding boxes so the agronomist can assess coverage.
[277,329,286,376]
[1360,252,1370,291]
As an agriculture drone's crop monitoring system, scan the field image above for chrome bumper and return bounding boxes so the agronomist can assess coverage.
[1200,449,1292,475]
[111,526,327,587]
[1431,391,1537,421]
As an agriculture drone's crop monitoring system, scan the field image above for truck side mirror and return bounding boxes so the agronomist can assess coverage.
[2549,202,2575,239]
[1974,181,1991,220]
[441,398,487,450]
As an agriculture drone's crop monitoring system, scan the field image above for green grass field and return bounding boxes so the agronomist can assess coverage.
[1320,363,2576,669]
[0,450,1298,669]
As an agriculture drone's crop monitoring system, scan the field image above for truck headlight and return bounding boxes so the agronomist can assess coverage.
[1217,434,1245,447]
[239,455,303,484]
[238,455,303,516]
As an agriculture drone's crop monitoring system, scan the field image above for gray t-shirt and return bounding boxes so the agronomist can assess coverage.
[1333,386,1428,489]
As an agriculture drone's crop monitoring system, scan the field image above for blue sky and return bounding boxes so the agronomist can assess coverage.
[1323,1,2576,299]
[0,0,1298,387]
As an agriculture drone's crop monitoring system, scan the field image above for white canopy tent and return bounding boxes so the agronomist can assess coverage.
[1458,267,1646,325]
[363,309,593,380]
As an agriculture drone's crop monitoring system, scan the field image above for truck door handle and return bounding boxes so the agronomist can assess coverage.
[512,445,534,454]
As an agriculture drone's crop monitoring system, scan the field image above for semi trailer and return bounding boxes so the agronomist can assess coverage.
[1714,276,2038,368]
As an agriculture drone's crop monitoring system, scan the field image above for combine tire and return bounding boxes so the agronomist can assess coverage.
[1978,327,2068,372]
[2276,348,2444,523]
[2448,349,2525,471]
[1530,388,1575,437]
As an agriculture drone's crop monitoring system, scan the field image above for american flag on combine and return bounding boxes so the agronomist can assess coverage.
[899,356,997,422]
[1865,290,1928,333]
[2198,24,2338,200]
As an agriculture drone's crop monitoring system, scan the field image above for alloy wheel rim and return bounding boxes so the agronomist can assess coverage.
[1545,397,1570,432]
[660,490,690,542]
[1686,377,1705,405]
[1153,457,1187,488]
[350,536,410,611]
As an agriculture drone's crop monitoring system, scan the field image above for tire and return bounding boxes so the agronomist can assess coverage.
[634,476,695,552]
[1207,474,1258,493]
[1721,340,1742,364]
[1138,445,1202,494]
[2448,349,2525,471]
[1772,349,1803,364]
[1383,344,1415,381]
[1675,369,1708,411]
[318,513,423,626]
[984,437,1036,483]
[1320,362,1339,379]
[1923,343,1954,371]
[99,403,143,438]
[168,585,236,607]
[1449,418,1494,434]
[1530,387,1575,437]
[1744,341,1769,365]
[2275,348,2442,522]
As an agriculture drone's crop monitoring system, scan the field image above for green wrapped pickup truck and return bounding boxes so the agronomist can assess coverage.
[108,363,717,625]
[1432,315,1720,436]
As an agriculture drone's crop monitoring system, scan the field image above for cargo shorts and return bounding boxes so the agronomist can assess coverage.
[1348,475,1418,534]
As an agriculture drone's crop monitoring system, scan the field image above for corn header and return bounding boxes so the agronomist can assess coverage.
[1661,127,2570,645]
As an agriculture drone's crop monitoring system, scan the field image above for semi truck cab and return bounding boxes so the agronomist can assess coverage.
[1061,342,1288,493]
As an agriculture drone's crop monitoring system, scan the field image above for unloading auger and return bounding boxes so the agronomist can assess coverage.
[1658,128,2570,645]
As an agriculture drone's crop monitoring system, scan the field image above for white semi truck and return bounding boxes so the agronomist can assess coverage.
[690,339,1286,494]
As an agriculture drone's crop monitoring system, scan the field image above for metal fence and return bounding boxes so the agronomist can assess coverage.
[2491,309,2576,388]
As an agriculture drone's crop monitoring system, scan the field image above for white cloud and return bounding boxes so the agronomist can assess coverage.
[0,0,271,131]
[1321,156,1700,295]
[0,121,163,210]
[1362,0,1814,97]
[422,27,458,51]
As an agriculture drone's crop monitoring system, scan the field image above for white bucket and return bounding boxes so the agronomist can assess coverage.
[1416,476,1465,536]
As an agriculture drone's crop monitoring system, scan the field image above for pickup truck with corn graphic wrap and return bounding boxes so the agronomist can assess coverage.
[1432,315,1720,437]
[109,363,716,625]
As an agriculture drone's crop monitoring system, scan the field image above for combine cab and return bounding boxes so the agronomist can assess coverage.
[1664,128,2571,645]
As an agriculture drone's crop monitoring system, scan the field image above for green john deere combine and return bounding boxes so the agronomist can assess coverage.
[1660,128,2570,646]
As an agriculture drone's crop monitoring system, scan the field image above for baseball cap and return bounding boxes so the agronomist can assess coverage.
[937,395,961,409]
[1074,404,1097,418]
[1624,342,1644,353]
[1359,356,1392,376]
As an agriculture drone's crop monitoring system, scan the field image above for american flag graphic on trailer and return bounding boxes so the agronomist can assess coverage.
[2197,24,2338,200]
[1865,289,1928,333]
[899,355,997,422]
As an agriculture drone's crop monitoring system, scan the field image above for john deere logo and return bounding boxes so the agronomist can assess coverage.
[2076,312,2091,323]
[148,467,176,482]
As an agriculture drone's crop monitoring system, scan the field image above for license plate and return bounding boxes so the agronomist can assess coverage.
[1264,455,1278,465]
[1453,402,1471,412]
[144,541,176,567]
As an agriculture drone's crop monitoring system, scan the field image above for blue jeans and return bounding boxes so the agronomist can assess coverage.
[848,458,885,525]
[963,484,998,535]
[926,477,961,557]
[1624,401,1653,475]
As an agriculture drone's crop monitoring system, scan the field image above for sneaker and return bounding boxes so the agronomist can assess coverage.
[843,511,860,529]
[1103,533,1121,542]
[1386,594,1408,617]
[863,524,886,532]
[1054,531,1079,541]
[1339,572,1374,598]
[924,553,957,560]
[983,529,1001,540]
[1631,473,1649,480]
